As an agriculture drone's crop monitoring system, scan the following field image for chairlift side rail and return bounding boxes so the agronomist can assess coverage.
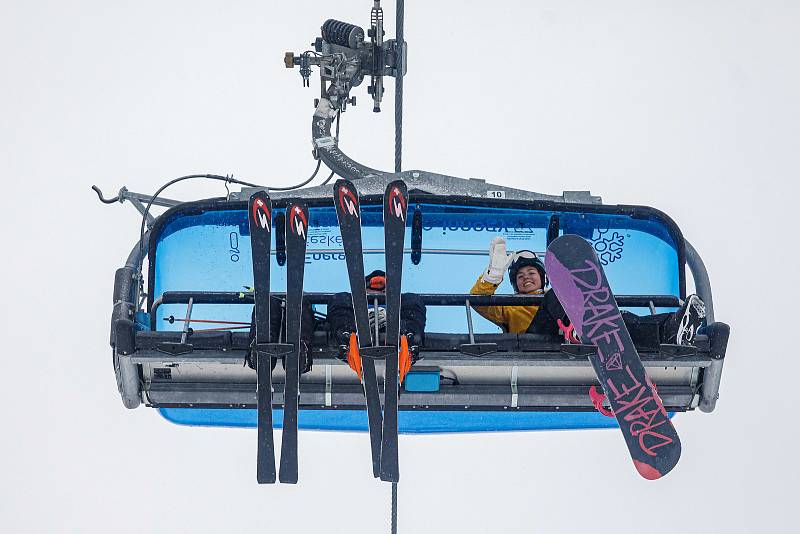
[151,291,681,315]
[684,240,714,323]
[684,239,728,413]
[111,235,156,410]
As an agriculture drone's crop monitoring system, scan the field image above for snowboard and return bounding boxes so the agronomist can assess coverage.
[545,234,682,479]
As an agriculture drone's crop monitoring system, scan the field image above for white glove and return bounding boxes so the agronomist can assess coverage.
[481,237,513,285]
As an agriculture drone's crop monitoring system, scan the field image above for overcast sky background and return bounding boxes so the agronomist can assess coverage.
[2,1,798,532]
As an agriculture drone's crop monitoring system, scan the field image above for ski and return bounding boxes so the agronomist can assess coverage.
[545,234,682,479]
[379,180,408,482]
[248,191,277,484]
[333,179,384,478]
[278,201,310,484]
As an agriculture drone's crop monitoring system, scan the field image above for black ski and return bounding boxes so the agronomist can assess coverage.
[545,234,682,479]
[379,180,408,482]
[248,191,276,484]
[278,201,310,484]
[333,179,384,478]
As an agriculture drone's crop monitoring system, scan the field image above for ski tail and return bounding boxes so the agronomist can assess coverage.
[545,235,681,479]
[333,179,383,478]
[278,201,309,484]
[380,180,408,482]
[248,190,276,484]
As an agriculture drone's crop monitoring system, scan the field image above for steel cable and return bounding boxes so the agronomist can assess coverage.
[391,2,404,532]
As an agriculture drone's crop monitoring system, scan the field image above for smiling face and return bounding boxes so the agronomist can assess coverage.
[515,265,543,294]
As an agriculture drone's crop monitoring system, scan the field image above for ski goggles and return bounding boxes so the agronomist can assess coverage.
[511,250,542,263]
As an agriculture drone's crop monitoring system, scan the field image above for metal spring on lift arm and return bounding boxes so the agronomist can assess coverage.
[321,19,365,48]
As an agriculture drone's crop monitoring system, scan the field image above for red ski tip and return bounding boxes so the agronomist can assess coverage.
[633,460,663,480]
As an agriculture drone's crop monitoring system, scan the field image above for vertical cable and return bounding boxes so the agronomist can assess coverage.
[391,481,398,534]
[392,4,404,533]
[394,0,404,173]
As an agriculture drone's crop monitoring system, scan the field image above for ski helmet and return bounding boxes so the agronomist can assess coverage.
[508,250,547,293]
[365,269,386,291]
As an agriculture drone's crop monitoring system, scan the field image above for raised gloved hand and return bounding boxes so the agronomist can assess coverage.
[481,236,513,284]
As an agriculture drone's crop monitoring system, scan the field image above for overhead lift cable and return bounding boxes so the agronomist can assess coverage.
[391,2,404,533]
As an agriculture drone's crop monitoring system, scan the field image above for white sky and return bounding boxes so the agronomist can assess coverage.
[2,1,798,532]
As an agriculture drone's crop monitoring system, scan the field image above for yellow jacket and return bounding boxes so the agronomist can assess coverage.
[469,276,542,334]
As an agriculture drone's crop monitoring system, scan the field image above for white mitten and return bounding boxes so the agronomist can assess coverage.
[481,237,513,284]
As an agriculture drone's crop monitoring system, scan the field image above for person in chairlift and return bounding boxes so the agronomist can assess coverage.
[328,269,427,376]
[470,237,706,346]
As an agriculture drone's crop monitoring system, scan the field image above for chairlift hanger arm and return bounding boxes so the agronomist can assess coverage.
[279,8,600,203]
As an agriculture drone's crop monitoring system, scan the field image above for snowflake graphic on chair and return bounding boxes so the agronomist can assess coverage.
[592,228,624,265]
